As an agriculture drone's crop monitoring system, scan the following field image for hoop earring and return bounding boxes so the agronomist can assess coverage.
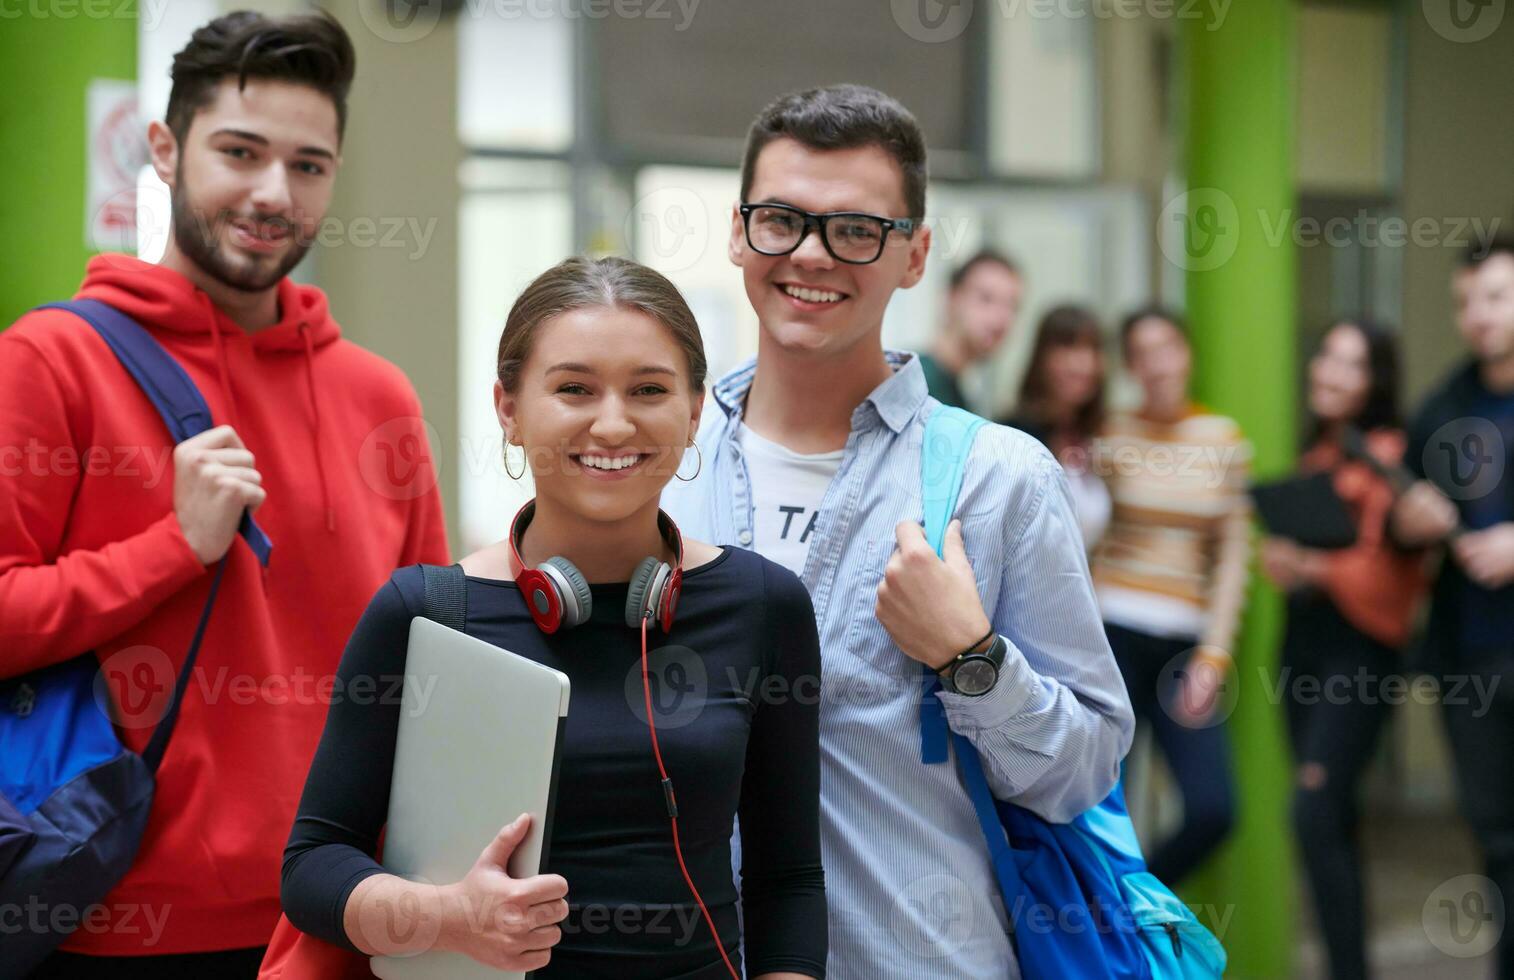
[503,441,526,481]
[673,442,702,482]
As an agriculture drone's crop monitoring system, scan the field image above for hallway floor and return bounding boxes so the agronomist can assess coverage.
[1294,809,1502,979]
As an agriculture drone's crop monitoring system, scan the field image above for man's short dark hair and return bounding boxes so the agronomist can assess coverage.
[166,10,356,146]
[1460,234,1514,270]
[740,84,928,221]
[949,249,1020,291]
[1119,304,1189,360]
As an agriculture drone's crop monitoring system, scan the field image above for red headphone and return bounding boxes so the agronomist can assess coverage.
[508,500,684,634]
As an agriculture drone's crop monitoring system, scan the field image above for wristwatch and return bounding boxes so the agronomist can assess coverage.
[936,634,1006,697]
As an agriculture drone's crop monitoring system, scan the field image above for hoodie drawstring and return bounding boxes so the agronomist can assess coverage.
[203,294,243,431]
[300,323,336,533]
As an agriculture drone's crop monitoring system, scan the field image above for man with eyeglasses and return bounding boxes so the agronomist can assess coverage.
[661,84,1133,979]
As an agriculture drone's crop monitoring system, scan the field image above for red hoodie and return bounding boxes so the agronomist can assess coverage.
[0,256,450,955]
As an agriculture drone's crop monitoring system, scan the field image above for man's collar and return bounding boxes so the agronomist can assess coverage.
[711,349,928,434]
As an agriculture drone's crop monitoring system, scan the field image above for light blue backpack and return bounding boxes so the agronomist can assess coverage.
[918,405,1227,979]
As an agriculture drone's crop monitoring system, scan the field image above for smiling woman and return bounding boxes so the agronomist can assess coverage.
[280,256,828,979]
[492,256,709,579]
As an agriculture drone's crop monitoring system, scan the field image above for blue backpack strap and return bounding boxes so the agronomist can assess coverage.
[918,406,1030,921]
[919,405,987,765]
[917,407,1026,900]
[38,299,272,566]
[953,733,1026,919]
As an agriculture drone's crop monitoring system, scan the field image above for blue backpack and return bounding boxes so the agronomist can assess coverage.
[919,405,1226,980]
[0,300,272,976]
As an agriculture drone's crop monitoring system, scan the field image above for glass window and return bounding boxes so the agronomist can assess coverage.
[457,159,573,553]
[632,165,756,384]
[987,8,1099,178]
[457,4,574,152]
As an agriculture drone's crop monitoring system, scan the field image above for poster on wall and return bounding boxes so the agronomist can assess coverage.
[86,78,149,252]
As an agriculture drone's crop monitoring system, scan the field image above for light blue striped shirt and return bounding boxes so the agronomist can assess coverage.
[661,350,1135,979]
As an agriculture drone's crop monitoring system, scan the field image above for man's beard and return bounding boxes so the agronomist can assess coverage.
[170,184,311,294]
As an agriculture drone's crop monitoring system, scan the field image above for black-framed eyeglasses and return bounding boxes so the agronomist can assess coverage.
[738,202,917,265]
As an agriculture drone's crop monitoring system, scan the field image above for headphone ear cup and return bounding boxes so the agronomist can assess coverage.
[540,557,592,628]
[625,556,661,628]
[517,568,563,634]
[658,566,681,633]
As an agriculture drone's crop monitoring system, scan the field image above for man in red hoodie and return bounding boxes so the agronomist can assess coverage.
[0,11,450,977]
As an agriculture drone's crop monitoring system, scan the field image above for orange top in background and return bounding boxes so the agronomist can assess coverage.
[1299,429,1426,650]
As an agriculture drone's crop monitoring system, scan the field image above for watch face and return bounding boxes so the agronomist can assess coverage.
[954,657,997,696]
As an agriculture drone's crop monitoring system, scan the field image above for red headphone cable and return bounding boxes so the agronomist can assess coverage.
[639,616,741,980]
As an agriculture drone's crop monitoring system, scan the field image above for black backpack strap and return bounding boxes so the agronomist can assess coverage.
[420,563,468,633]
[141,559,228,774]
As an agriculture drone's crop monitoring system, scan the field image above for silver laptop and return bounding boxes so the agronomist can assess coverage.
[371,616,570,980]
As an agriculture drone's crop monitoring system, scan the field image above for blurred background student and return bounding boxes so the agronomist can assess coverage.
[1392,239,1514,980]
[916,249,1023,409]
[1260,318,1426,980]
[1004,304,1111,551]
[1090,306,1251,888]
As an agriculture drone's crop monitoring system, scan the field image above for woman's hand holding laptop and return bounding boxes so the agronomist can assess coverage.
[341,813,567,971]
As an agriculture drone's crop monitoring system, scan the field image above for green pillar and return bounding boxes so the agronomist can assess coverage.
[0,9,136,327]
[1180,2,1297,977]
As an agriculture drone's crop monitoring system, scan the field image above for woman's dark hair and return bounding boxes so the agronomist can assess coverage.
[1307,317,1401,441]
[740,84,928,220]
[166,10,357,145]
[1118,304,1189,361]
[1017,305,1106,445]
[497,256,707,394]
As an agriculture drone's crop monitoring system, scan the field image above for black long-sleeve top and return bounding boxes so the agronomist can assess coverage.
[281,546,826,978]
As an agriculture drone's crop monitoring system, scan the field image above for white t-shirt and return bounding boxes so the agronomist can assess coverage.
[735,422,844,579]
